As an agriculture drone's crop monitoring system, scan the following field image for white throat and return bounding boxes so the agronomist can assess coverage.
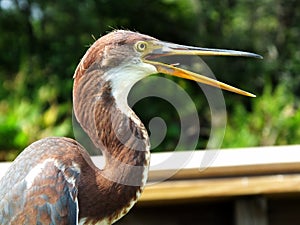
[103,61,157,116]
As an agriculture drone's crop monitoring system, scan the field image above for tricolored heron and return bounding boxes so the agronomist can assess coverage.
[0,30,261,224]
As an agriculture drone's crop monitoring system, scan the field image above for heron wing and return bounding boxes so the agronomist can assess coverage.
[0,152,80,225]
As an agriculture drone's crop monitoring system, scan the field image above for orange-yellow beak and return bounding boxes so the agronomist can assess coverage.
[143,40,262,97]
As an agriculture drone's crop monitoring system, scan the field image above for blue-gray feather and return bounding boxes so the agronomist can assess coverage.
[0,137,81,225]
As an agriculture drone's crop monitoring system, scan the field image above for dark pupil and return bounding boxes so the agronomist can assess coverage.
[139,43,145,50]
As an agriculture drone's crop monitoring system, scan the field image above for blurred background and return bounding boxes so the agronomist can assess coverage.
[0,0,299,161]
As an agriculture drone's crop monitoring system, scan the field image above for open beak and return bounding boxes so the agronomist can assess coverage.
[144,40,262,97]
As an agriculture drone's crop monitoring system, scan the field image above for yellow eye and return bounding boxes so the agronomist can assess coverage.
[135,41,147,52]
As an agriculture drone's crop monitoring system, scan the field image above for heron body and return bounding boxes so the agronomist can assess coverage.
[0,30,261,224]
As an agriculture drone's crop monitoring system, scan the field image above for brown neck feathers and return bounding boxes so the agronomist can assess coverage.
[73,69,150,223]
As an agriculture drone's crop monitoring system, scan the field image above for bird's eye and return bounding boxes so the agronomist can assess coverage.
[135,41,147,52]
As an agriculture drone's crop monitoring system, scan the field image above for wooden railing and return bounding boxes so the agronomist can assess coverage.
[142,145,300,204]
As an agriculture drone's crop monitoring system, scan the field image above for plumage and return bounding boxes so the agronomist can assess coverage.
[0,138,80,224]
[0,30,261,224]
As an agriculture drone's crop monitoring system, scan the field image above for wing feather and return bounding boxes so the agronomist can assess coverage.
[0,138,82,225]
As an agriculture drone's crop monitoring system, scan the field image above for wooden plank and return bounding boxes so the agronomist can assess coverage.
[146,145,300,181]
[0,162,12,179]
[139,174,300,205]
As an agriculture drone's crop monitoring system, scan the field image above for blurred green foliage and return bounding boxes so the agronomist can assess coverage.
[219,82,300,147]
[0,0,299,160]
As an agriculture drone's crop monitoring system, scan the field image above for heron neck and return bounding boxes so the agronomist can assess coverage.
[73,72,150,222]
[73,71,150,165]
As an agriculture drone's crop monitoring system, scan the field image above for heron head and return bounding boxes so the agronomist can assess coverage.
[74,30,262,102]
